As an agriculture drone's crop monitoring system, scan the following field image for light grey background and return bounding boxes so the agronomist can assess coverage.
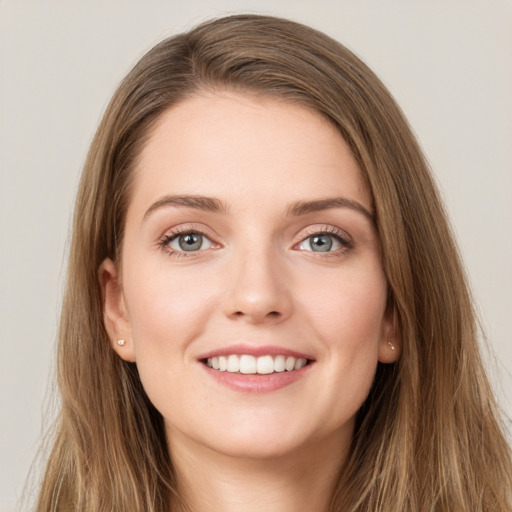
[1,1,511,510]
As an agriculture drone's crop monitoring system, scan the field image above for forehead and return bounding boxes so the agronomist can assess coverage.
[129,91,371,215]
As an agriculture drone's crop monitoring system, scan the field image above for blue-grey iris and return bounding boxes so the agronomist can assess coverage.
[310,234,333,252]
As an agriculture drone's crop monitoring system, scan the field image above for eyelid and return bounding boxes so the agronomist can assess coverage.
[157,223,221,257]
[159,222,218,240]
[168,232,213,251]
[296,224,352,243]
[292,224,353,253]
[156,222,353,258]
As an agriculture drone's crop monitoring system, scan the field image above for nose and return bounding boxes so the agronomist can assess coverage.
[222,245,292,324]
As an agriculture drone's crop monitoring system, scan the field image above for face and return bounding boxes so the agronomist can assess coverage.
[101,92,399,461]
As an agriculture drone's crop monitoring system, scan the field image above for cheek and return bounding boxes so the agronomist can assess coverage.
[300,261,388,398]
[123,260,218,356]
[325,294,386,415]
[121,261,219,416]
[303,261,388,346]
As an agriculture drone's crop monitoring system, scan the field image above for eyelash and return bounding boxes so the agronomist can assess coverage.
[157,224,353,259]
[157,225,216,259]
[295,225,354,256]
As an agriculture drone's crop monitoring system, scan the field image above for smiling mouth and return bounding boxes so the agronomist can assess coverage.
[203,354,312,375]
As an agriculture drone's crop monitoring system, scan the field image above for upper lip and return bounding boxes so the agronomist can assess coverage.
[197,344,315,361]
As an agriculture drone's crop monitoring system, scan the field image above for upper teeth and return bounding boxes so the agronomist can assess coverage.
[206,355,308,374]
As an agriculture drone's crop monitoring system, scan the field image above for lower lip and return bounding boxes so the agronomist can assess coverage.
[200,363,313,393]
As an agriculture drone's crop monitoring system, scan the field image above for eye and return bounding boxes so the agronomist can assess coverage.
[297,229,352,253]
[167,232,213,252]
[299,234,339,252]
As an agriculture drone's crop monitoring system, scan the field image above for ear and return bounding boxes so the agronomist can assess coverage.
[98,258,136,362]
[378,307,401,364]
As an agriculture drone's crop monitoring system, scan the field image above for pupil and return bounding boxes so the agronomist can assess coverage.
[179,233,202,251]
[312,235,332,252]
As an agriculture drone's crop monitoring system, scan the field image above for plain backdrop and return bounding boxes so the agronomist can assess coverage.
[1,1,511,510]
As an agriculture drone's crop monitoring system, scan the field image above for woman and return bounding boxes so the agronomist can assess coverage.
[36,14,512,512]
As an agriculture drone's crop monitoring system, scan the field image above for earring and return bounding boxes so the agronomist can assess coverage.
[117,339,126,346]
[387,340,396,351]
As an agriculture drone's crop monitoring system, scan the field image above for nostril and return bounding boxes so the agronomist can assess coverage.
[232,310,280,318]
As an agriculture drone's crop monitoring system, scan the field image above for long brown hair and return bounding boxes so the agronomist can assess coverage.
[36,14,512,511]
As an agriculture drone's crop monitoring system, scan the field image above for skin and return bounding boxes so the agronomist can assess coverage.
[101,92,400,512]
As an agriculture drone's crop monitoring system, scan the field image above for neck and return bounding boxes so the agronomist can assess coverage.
[168,429,349,512]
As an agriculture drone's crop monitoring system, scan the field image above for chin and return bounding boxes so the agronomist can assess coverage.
[166,413,314,461]
[203,432,310,461]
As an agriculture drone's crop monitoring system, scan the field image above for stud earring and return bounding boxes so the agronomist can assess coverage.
[387,340,396,351]
[117,339,126,347]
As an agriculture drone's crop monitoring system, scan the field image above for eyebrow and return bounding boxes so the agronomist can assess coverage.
[143,194,374,222]
[286,197,374,221]
[143,194,229,220]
